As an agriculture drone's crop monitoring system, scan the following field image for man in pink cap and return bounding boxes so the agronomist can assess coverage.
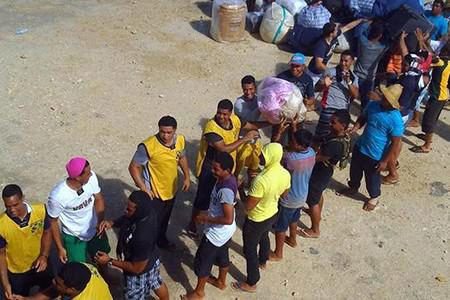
[47,157,110,263]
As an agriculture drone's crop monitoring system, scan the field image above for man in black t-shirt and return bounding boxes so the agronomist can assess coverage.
[95,191,169,300]
[299,110,351,239]
[277,53,316,111]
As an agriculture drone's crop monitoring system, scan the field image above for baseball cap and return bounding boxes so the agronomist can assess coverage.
[289,53,306,65]
[66,156,87,178]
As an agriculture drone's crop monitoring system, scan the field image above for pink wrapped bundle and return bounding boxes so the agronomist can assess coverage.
[257,77,305,124]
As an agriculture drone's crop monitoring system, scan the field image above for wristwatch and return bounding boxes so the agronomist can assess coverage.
[108,257,113,267]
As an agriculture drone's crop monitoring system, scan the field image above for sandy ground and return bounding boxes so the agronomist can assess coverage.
[1,1,450,299]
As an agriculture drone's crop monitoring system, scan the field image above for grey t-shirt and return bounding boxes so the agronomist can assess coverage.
[234,96,260,123]
[322,68,359,110]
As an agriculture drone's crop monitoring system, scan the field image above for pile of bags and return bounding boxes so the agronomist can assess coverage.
[257,77,307,124]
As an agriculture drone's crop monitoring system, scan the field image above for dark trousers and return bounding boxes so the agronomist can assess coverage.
[242,214,277,286]
[8,267,53,296]
[348,146,381,199]
[359,78,374,109]
[153,197,175,247]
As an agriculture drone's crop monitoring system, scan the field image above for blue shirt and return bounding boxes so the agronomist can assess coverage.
[280,148,316,208]
[357,101,404,161]
[425,11,448,40]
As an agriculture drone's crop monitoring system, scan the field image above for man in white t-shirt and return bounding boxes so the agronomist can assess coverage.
[182,152,237,300]
[47,157,110,263]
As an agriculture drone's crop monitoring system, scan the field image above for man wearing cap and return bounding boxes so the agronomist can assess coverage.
[47,157,110,263]
[277,53,316,111]
[0,184,53,299]
[338,84,404,211]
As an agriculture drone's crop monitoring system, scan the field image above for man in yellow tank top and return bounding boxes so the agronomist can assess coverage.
[16,262,112,300]
[186,99,267,237]
[0,184,53,299]
[128,116,190,251]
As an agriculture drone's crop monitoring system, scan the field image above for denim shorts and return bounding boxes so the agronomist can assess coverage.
[273,206,301,232]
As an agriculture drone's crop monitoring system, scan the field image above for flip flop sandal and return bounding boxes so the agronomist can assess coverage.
[297,228,319,239]
[409,146,431,153]
[382,177,399,185]
[231,281,256,293]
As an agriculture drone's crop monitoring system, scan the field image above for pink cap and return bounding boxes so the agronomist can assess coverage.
[66,156,87,178]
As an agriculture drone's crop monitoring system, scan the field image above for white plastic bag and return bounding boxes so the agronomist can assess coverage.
[259,2,294,44]
[276,0,307,15]
[257,77,306,124]
[333,34,350,53]
[210,0,247,43]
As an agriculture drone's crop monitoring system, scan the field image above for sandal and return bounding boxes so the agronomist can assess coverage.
[409,145,431,153]
[230,281,256,293]
[363,199,378,211]
[382,176,399,185]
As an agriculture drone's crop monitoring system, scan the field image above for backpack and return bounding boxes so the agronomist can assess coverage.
[327,134,351,170]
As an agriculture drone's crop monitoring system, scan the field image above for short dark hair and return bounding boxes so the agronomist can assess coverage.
[58,262,91,291]
[158,115,177,128]
[434,0,444,8]
[323,22,336,37]
[333,110,351,128]
[241,75,256,86]
[2,184,23,199]
[341,50,354,59]
[368,22,384,40]
[217,99,233,112]
[213,152,234,173]
[293,129,313,148]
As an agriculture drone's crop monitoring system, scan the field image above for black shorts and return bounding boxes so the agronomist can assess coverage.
[306,165,333,207]
[9,267,53,295]
[422,98,446,134]
[193,166,217,210]
[194,236,230,278]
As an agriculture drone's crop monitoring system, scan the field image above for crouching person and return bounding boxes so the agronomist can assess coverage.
[95,191,169,300]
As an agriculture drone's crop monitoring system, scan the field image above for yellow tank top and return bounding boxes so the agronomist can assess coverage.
[195,114,241,176]
[73,263,112,300]
[142,135,185,200]
[0,203,45,273]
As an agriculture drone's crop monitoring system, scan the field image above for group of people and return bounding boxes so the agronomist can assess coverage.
[2,1,450,299]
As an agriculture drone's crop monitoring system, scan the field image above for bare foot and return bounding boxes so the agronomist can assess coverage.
[268,251,282,262]
[407,120,420,127]
[180,290,205,300]
[231,281,257,293]
[285,236,297,248]
[297,228,320,238]
[259,263,267,270]
[207,276,226,290]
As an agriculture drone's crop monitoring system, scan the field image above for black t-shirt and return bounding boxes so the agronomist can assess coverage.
[277,70,315,99]
[309,137,344,190]
[308,30,341,75]
[116,210,159,275]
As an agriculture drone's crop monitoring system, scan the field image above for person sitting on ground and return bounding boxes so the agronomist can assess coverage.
[338,84,404,211]
[270,128,316,261]
[182,152,237,300]
[128,115,190,251]
[426,0,449,52]
[299,110,351,238]
[232,143,290,293]
[411,42,450,153]
[307,19,363,85]
[187,99,266,237]
[315,50,359,138]
[95,190,169,300]
[0,184,53,299]
[17,262,112,300]
[234,75,263,183]
[277,53,316,111]
[288,0,331,55]
[353,20,387,109]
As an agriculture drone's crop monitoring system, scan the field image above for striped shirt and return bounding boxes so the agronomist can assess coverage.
[429,58,450,101]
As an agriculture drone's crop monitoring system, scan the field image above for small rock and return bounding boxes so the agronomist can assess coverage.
[309,247,319,255]
[401,248,406,253]
[19,55,27,59]
[377,241,384,248]
[159,94,165,98]
[130,30,137,35]
[282,279,288,286]
[291,292,297,296]
[435,275,448,282]
[430,182,449,197]
[18,105,24,109]
[443,239,447,243]
[444,250,448,254]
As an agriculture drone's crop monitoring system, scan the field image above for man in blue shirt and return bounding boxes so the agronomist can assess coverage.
[338,84,404,211]
[426,0,449,51]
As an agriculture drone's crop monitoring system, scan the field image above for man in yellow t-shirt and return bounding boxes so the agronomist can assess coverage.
[18,262,112,300]
[186,99,263,237]
[129,115,190,251]
[0,184,53,299]
[232,143,290,293]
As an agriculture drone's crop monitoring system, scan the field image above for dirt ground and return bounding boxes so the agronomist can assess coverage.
[1,0,449,299]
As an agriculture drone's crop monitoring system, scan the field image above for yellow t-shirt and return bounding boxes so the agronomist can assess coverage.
[247,143,291,222]
[196,114,241,177]
[142,135,185,200]
[0,203,45,273]
[73,264,112,300]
